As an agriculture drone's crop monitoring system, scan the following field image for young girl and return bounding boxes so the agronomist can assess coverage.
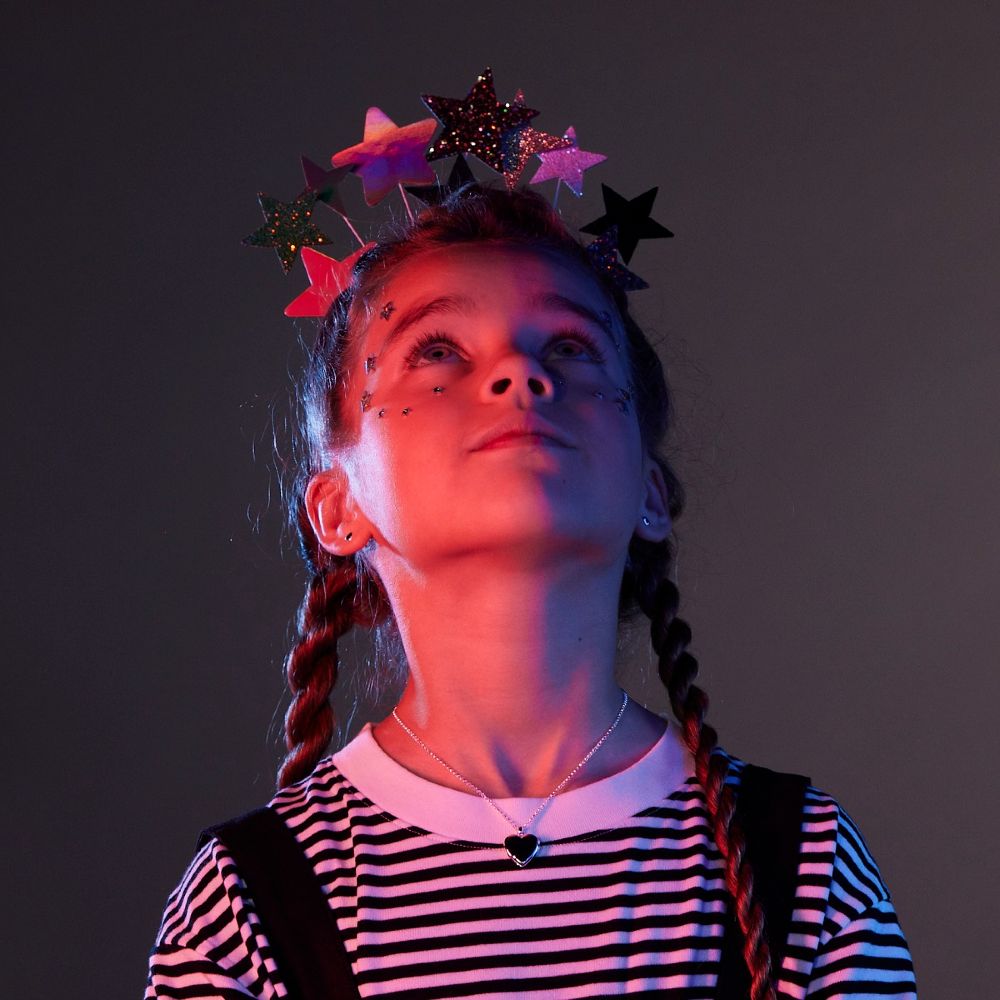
[144,186,917,999]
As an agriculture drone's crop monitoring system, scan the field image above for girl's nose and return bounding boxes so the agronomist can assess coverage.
[489,375,547,397]
[480,353,557,405]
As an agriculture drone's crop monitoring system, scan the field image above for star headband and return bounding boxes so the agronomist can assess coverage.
[242,67,674,317]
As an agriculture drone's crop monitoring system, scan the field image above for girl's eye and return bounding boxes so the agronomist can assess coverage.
[545,330,607,363]
[402,328,607,368]
[404,332,464,368]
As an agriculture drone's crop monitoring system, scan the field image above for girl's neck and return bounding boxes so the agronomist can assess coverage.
[369,554,667,798]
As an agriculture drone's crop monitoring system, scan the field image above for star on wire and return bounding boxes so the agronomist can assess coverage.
[300,155,353,217]
[500,90,573,189]
[284,243,376,317]
[585,227,648,291]
[406,154,476,206]
[580,184,674,263]
[331,107,437,206]
[529,126,606,197]
[242,190,333,273]
[421,67,538,174]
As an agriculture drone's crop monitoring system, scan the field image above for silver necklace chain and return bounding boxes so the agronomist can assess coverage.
[391,690,629,835]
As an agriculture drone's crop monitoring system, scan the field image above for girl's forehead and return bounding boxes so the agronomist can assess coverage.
[386,244,607,298]
[359,244,620,343]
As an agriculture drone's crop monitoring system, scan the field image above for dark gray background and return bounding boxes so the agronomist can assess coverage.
[4,2,996,997]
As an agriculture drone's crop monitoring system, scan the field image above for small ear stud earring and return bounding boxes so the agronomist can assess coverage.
[642,516,651,526]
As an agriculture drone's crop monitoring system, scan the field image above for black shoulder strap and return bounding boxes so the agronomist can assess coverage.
[715,763,811,1000]
[198,806,362,1000]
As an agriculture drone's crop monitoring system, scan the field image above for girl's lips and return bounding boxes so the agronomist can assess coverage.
[468,416,576,451]
[475,431,572,450]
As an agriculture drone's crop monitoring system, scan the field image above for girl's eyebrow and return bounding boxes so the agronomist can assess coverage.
[528,292,616,336]
[379,295,476,355]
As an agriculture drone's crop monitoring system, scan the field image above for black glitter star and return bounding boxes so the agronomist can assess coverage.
[580,184,673,264]
[405,154,476,206]
[421,67,538,173]
[299,155,352,217]
[585,227,649,291]
[242,190,333,273]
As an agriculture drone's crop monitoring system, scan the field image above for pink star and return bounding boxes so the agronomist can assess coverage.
[332,107,437,206]
[529,126,607,197]
[284,243,376,318]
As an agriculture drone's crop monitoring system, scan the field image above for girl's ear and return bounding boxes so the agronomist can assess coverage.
[635,457,672,542]
[304,466,375,556]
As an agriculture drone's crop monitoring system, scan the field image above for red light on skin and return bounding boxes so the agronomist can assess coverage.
[474,431,572,451]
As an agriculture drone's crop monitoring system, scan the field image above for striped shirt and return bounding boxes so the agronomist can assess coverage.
[145,720,917,998]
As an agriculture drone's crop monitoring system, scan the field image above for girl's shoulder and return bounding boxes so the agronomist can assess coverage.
[717,746,896,923]
[145,759,353,999]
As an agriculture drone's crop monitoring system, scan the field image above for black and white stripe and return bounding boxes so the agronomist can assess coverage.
[145,750,917,999]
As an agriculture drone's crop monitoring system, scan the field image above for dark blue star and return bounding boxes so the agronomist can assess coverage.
[406,154,476,206]
[585,227,648,291]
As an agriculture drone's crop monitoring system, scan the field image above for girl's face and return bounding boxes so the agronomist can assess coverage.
[313,244,669,571]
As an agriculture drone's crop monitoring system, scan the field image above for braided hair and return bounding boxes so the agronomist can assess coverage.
[278,186,778,1000]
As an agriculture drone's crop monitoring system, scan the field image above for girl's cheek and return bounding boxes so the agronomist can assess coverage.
[354,364,635,424]
[357,382,451,421]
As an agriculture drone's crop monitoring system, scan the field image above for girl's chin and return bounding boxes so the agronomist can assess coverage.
[422,520,624,563]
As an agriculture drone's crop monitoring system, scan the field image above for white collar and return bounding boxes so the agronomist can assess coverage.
[331,717,697,843]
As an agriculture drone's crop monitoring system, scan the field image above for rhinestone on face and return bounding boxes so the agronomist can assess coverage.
[613,384,633,413]
[365,356,377,373]
[432,385,445,393]
[401,407,411,416]
[380,301,395,321]
[360,390,373,412]
[377,408,385,418]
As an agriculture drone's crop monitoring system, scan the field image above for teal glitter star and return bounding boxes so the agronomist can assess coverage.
[242,190,333,273]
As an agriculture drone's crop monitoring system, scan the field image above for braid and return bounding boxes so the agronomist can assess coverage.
[277,486,393,789]
[277,559,358,788]
[638,567,777,1000]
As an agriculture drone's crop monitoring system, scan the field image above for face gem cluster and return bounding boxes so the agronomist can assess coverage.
[361,382,631,418]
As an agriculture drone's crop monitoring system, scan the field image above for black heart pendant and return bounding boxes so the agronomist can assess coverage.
[504,833,540,868]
